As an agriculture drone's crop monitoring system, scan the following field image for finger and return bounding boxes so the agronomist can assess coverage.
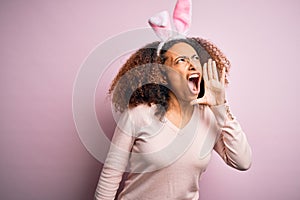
[202,63,208,83]
[212,61,219,80]
[190,97,209,105]
[220,67,226,85]
[207,59,213,80]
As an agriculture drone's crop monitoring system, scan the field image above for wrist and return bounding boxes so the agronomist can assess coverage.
[210,101,235,126]
[215,96,226,106]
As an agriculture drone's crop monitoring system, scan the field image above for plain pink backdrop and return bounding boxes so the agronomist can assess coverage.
[1,0,299,199]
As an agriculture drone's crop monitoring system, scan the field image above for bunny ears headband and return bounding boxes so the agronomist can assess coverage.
[148,0,192,56]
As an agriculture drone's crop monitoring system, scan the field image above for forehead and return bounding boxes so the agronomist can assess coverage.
[165,42,197,57]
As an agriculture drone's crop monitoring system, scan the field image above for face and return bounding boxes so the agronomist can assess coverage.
[164,42,202,102]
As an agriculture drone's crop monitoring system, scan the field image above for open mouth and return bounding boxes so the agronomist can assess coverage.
[187,73,200,95]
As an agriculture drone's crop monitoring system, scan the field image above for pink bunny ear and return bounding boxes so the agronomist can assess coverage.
[173,0,192,35]
[148,11,172,41]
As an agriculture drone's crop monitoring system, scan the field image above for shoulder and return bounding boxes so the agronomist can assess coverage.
[117,104,158,134]
[128,104,157,126]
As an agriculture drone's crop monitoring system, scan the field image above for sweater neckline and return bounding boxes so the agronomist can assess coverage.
[163,104,198,132]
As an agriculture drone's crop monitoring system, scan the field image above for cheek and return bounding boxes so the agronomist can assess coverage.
[166,70,186,88]
[167,71,179,84]
[197,63,203,74]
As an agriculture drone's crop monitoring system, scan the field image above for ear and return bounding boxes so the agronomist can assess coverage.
[173,0,192,35]
[148,11,172,41]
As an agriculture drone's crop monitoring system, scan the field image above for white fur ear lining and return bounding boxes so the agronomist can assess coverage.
[149,11,170,27]
[148,11,172,42]
[148,0,193,55]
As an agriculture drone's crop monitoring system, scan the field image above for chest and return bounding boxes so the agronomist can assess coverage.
[130,117,218,172]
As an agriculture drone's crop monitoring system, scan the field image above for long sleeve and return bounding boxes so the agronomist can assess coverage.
[210,104,252,170]
[94,111,135,200]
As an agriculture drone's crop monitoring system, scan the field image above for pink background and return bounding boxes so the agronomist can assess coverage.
[1,0,300,199]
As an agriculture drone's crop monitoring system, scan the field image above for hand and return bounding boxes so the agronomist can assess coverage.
[191,59,226,106]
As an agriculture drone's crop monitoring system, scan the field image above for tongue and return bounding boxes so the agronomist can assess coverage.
[188,80,197,93]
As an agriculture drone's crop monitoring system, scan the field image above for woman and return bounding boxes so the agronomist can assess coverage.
[94,37,252,200]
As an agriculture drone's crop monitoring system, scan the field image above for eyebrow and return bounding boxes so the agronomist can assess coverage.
[174,54,198,61]
[191,54,198,59]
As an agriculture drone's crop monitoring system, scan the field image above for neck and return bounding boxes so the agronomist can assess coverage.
[167,92,194,117]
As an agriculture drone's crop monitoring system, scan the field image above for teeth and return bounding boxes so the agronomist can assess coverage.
[188,74,199,79]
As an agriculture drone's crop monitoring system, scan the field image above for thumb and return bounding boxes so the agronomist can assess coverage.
[190,96,209,105]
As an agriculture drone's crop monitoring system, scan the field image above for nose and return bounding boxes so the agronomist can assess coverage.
[188,62,196,71]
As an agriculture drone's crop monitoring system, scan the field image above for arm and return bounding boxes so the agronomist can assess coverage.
[94,112,135,200]
[193,59,252,170]
[210,104,252,170]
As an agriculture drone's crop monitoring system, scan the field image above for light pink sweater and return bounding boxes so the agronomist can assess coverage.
[95,104,252,200]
